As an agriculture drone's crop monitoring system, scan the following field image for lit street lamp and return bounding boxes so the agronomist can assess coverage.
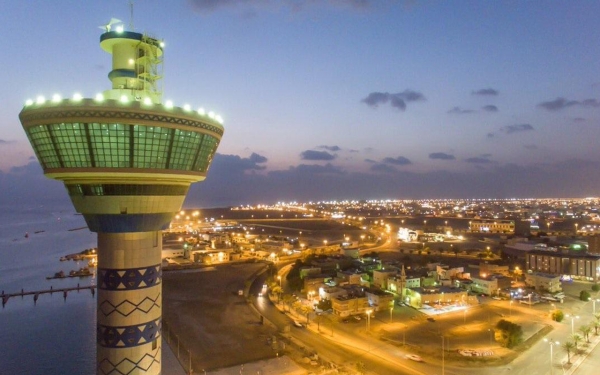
[389,306,393,323]
[366,309,373,332]
[544,338,560,375]
[566,314,580,335]
[277,275,281,287]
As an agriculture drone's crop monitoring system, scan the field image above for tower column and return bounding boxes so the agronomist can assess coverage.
[97,231,162,375]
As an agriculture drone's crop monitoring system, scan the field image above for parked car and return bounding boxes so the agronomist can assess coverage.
[405,354,423,362]
[353,315,361,321]
[293,321,303,328]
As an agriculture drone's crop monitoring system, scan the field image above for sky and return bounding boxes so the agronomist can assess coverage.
[1,0,600,207]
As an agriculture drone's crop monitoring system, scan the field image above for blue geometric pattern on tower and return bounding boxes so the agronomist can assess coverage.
[99,264,161,290]
[97,318,161,348]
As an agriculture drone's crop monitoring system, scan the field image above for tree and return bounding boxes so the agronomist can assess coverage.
[562,341,576,364]
[316,299,332,311]
[551,309,564,322]
[592,284,600,292]
[495,319,523,348]
[593,320,600,335]
[572,334,582,350]
[271,285,283,302]
[580,290,591,301]
[452,245,460,258]
[299,305,312,325]
[579,325,592,343]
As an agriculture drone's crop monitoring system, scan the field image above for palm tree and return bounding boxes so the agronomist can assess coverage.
[594,313,600,321]
[593,320,600,335]
[562,341,576,364]
[271,285,283,303]
[572,334,582,350]
[579,325,592,343]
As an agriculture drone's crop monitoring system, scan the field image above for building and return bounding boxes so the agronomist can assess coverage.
[470,220,515,233]
[372,269,397,289]
[479,263,510,277]
[332,293,370,317]
[364,288,395,312]
[405,286,468,309]
[525,272,562,293]
[19,22,223,374]
[526,250,600,281]
[469,274,512,295]
[588,235,600,254]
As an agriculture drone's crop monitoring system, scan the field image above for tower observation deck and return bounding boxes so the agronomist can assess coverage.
[19,22,223,374]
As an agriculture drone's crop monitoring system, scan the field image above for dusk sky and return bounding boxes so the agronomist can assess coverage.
[1,1,600,207]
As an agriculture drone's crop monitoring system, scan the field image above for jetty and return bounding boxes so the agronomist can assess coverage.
[1,284,95,307]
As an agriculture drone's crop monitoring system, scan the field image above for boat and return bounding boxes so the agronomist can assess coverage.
[69,268,92,278]
[46,271,66,280]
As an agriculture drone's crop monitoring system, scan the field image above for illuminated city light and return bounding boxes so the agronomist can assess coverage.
[36,95,45,105]
[52,94,62,103]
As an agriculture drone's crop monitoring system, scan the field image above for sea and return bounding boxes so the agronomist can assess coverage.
[0,204,97,375]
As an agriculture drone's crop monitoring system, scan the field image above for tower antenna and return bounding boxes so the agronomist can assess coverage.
[129,0,134,31]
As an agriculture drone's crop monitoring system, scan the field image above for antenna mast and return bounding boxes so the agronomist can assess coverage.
[129,0,134,31]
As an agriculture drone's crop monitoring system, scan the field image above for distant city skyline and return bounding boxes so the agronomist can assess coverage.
[1,1,600,206]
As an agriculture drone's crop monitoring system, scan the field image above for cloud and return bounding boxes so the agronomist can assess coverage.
[524,144,538,150]
[465,156,494,164]
[300,150,336,161]
[248,152,268,164]
[318,145,341,152]
[361,90,425,111]
[500,124,534,134]
[573,117,586,123]
[370,163,397,173]
[537,97,600,111]
[482,105,498,112]
[429,152,455,160]
[187,0,375,14]
[382,156,412,165]
[209,153,268,175]
[6,156,600,209]
[472,88,499,96]
[487,133,495,138]
[447,107,475,114]
[0,139,15,145]
[364,158,377,164]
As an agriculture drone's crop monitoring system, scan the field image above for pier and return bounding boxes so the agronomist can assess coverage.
[1,284,96,307]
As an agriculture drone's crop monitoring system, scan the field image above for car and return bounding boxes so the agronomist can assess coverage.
[342,319,349,323]
[293,321,303,328]
[427,317,435,322]
[405,354,423,362]
[353,315,361,321]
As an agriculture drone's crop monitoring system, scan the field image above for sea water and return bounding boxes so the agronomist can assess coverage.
[0,204,97,374]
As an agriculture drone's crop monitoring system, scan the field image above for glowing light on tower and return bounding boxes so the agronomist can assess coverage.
[19,18,223,374]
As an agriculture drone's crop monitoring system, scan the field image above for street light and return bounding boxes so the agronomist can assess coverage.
[277,275,281,287]
[366,309,373,332]
[509,300,513,317]
[441,336,445,375]
[566,314,580,335]
[544,338,560,375]
[389,306,393,323]
[575,223,579,234]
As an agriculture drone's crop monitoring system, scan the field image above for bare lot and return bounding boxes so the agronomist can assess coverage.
[162,263,278,371]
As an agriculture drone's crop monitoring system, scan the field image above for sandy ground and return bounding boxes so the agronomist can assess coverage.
[162,263,279,372]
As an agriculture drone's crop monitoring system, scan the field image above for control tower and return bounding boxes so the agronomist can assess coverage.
[19,21,223,374]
